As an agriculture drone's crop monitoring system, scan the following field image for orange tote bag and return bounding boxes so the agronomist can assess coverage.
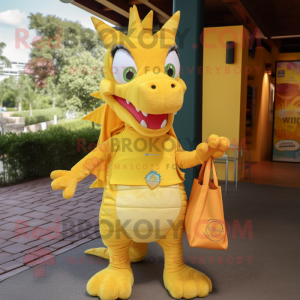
[185,157,228,250]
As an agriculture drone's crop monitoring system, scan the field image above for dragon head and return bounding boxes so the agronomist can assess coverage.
[91,5,186,137]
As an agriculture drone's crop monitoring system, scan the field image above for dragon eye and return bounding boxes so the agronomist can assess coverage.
[123,66,137,82]
[112,49,138,84]
[165,63,175,78]
[165,49,180,79]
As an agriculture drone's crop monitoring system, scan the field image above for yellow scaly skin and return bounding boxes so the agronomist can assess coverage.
[51,6,230,300]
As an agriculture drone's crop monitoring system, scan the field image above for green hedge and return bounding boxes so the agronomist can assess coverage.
[12,108,65,126]
[0,126,100,186]
[23,115,54,126]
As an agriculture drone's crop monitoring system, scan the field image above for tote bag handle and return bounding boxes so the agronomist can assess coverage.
[196,157,218,187]
[202,157,218,187]
[197,161,207,181]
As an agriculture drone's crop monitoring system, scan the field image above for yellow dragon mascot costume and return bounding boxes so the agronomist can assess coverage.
[51,6,230,299]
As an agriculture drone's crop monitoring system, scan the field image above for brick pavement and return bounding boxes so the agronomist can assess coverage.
[0,176,103,282]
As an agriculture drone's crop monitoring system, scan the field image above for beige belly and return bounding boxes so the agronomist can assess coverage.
[115,184,182,243]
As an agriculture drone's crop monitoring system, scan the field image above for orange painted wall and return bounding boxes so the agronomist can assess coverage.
[203,28,300,180]
[246,47,275,162]
[276,52,300,61]
[245,50,300,163]
[203,26,248,180]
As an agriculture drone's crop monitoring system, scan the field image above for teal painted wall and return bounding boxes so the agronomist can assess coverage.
[173,0,204,197]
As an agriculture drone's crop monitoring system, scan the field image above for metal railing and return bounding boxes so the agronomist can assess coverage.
[214,146,251,194]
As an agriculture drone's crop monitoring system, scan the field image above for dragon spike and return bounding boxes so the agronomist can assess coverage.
[91,17,125,48]
[155,11,180,41]
[141,10,153,36]
[128,7,133,29]
[127,5,143,38]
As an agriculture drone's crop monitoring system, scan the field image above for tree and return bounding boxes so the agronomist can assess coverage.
[2,91,16,107]
[15,75,34,111]
[28,13,106,86]
[0,83,6,109]
[59,51,104,117]
[24,56,57,88]
[0,42,11,68]
[26,13,106,113]
[24,88,38,117]
[0,75,34,111]
[0,76,17,109]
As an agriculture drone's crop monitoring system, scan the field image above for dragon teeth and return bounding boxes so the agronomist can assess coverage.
[142,112,148,117]
[126,100,130,104]
[140,120,147,128]
[161,119,167,128]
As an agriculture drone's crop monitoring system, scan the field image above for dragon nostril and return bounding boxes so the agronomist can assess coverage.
[171,84,175,88]
[151,85,156,89]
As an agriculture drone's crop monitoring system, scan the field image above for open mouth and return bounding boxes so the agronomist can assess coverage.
[114,95,169,130]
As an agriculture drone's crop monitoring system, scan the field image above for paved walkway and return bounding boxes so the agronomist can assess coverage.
[241,160,300,188]
[0,176,103,282]
[1,182,300,300]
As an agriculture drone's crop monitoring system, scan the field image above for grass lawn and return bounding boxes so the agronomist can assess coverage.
[12,107,65,118]
[12,108,66,126]
[50,118,101,131]
[4,108,18,112]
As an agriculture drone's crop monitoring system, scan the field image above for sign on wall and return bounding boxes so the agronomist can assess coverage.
[272,61,300,162]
